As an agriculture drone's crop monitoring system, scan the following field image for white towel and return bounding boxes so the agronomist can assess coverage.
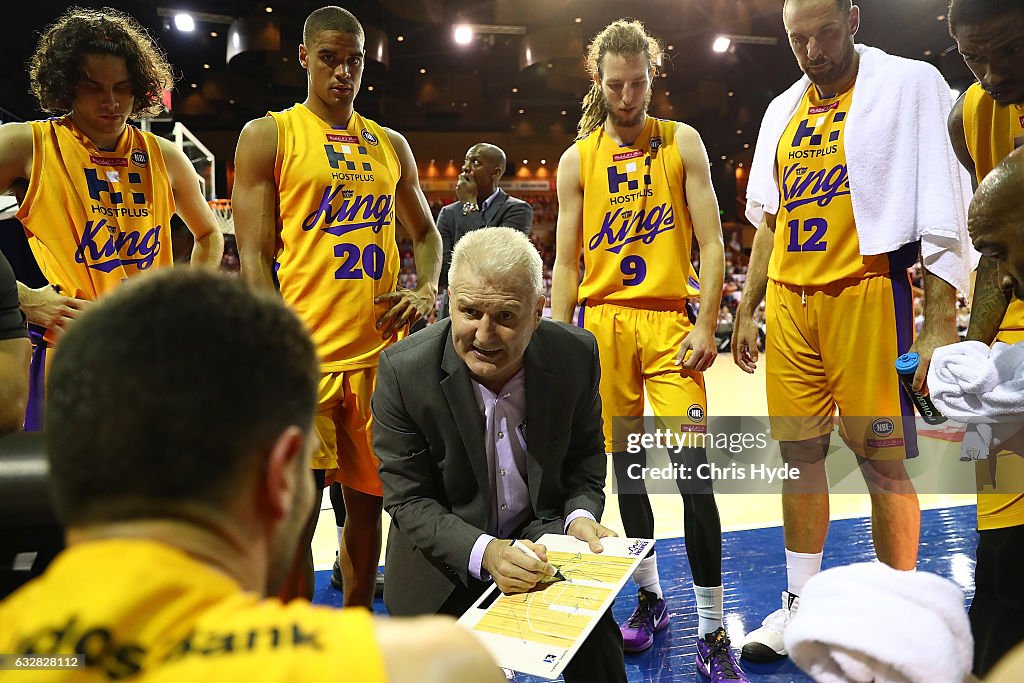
[746,44,977,294]
[783,563,972,683]
[929,341,1024,422]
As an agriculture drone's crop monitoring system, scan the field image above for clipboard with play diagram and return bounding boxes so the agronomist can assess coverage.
[457,534,654,680]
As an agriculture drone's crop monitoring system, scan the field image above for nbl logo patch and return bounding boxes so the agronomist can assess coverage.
[687,404,705,423]
[872,418,895,437]
[130,149,148,168]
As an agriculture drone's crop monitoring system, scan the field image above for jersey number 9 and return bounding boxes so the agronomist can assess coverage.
[621,255,647,286]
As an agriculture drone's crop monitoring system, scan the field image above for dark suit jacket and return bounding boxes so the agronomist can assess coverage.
[372,319,606,616]
[437,189,533,289]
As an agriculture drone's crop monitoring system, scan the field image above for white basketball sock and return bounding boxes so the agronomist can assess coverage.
[632,553,663,599]
[785,548,822,597]
[693,584,724,638]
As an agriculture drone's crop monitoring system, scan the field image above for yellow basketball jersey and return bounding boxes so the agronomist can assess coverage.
[271,105,401,371]
[963,82,1024,339]
[576,117,700,304]
[0,539,386,682]
[16,117,175,340]
[770,84,889,287]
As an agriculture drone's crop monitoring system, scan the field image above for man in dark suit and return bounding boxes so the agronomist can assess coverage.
[437,143,533,317]
[373,226,626,683]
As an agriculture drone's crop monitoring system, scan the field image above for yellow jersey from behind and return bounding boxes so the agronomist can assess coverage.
[0,539,386,682]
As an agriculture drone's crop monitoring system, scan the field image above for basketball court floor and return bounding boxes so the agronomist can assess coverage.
[308,351,977,682]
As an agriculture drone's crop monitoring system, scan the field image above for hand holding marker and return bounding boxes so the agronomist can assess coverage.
[512,540,566,583]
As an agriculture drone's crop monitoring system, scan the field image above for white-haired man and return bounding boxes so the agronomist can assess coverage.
[373,226,627,683]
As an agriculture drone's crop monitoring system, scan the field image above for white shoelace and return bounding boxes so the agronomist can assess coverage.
[760,606,792,630]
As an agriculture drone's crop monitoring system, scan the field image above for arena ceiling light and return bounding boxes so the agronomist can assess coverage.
[174,13,195,32]
[713,33,778,54]
[453,24,474,45]
[157,8,235,32]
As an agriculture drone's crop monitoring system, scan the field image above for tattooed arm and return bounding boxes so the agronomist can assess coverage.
[966,257,1012,344]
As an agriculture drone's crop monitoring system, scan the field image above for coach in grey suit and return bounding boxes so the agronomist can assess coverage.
[373,227,626,683]
[437,143,533,316]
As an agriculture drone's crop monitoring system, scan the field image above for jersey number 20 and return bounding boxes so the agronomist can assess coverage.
[334,243,386,280]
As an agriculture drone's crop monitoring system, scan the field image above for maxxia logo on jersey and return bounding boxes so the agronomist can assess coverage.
[75,219,162,272]
[780,161,850,213]
[787,108,845,160]
[301,184,393,236]
[84,167,151,218]
[323,135,375,182]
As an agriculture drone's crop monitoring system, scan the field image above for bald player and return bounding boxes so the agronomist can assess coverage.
[233,5,441,605]
[961,143,1024,677]
[734,0,971,662]
[947,2,1024,673]
[436,142,533,317]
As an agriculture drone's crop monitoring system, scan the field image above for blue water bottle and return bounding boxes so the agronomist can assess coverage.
[894,353,946,425]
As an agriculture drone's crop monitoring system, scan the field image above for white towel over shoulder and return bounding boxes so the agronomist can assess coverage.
[746,44,976,294]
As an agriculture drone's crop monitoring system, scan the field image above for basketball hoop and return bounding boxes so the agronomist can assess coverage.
[208,199,234,235]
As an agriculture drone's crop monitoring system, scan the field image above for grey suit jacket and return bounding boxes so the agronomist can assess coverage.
[372,319,606,616]
[437,189,533,289]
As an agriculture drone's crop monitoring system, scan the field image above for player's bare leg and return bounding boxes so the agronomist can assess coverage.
[742,435,829,662]
[340,485,383,608]
[858,457,919,570]
[780,436,831,553]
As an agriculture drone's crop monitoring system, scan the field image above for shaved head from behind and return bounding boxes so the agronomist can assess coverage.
[969,146,1024,299]
[303,5,363,46]
[783,0,853,11]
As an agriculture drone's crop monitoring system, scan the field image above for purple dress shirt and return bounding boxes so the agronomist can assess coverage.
[467,369,595,580]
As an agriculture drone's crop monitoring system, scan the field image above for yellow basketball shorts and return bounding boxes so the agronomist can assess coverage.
[579,299,706,453]
[765,274,916,459]
[313,366,382,496]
